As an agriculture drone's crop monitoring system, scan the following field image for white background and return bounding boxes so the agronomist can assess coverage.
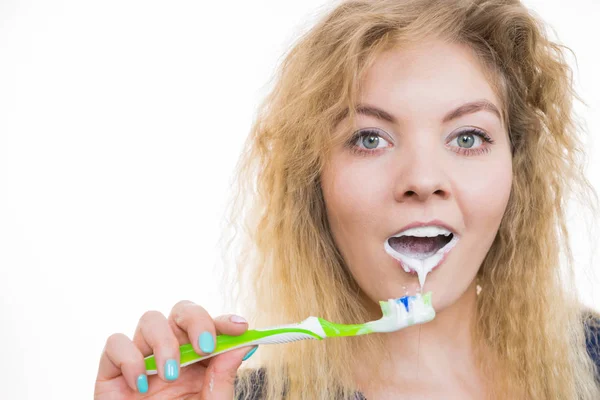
[0,0,598,398]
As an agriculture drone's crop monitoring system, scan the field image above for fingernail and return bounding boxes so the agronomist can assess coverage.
[165,359,179,381]
[199,331,215,353]
[230,314,247,324]
[136,374,148,393]
[242,346,258,361]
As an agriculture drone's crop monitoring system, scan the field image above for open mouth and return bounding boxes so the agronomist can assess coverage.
[383,225,460,287]
[387,234,454,260]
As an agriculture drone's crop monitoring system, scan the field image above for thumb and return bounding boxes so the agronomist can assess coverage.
[200,345,258,400]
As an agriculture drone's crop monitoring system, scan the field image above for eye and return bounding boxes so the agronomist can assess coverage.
[447,128,494,153]
[350,128,391,151]
[455,132,481,148]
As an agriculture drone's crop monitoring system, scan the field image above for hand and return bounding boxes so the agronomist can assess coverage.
[94,300,257,399]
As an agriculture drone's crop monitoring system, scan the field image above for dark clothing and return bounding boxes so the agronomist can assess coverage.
[585,315,600,381]
[235,318,600,399]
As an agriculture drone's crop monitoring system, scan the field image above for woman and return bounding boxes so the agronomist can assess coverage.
[94,0,600,398]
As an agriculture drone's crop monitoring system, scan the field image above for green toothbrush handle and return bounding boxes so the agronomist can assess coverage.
[144,326,323,374]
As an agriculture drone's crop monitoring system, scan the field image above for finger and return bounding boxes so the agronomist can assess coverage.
[192,313,250,369]
[168,300,219,357]
[132,310,181,383]
[200,345,258,400]
[213,314,249,336]
[96,333,148,394]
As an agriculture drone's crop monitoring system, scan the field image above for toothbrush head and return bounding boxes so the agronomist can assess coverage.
[376,292,435,332]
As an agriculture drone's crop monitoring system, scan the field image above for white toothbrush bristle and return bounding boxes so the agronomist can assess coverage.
[366,293,435,333]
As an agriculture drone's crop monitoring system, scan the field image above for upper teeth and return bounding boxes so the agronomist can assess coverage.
[392,226,452,238]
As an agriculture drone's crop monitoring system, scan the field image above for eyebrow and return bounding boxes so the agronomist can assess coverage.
[354,99,502,125]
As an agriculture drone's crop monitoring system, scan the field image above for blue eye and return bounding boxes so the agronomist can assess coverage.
[348,128,391,152]
[362,134,380,149]
[448,128,493,149]
[346,127,494,157]
[456,133,478,148]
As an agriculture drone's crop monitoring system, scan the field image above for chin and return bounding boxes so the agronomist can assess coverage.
[427,276,478,313]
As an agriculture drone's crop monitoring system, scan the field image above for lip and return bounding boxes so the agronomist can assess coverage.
[389,219,458,237]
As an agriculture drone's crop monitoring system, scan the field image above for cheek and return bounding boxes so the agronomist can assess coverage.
[455,158,512,235]
[322,159,390,230]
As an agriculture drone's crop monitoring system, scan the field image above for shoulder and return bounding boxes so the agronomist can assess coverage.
[583,312,600,379]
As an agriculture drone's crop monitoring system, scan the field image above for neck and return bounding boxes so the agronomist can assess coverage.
[355,280,486,397]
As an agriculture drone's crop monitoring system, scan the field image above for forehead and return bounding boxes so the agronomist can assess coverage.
[359,39,502,125]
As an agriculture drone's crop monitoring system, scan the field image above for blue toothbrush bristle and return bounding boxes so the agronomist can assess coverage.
[397,296,410,312]
[395,295,419,312]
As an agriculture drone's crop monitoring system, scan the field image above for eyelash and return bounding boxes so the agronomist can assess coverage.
[346,128,495,157]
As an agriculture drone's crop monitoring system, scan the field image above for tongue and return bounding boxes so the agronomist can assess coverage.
[388,236,448,258]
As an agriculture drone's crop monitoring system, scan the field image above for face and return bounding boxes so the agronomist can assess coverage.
[320,39,512,312]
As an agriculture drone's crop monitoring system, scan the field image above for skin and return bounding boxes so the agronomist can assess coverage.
[320,38,513,398]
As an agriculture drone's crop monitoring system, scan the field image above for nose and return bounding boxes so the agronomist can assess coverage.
[393,144,451,203]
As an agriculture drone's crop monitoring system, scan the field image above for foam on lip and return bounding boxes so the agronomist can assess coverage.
[384,233,459,288]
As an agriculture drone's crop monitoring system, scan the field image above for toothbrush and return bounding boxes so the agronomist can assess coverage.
[144,292,435,375]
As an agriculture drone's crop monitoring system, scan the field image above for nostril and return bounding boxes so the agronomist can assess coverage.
[434,189,450,199]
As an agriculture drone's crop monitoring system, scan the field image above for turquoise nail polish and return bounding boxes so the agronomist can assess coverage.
[242,346,258,361]
[199,331,215,353]
[165,359,179,381]
[137,374,148,393]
